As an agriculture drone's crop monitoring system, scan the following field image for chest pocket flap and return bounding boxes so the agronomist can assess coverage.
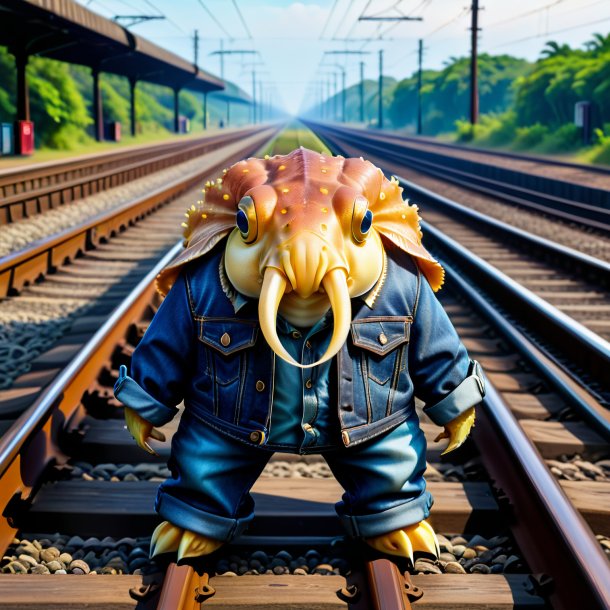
[351,317,411,355]
[198,319,259,355]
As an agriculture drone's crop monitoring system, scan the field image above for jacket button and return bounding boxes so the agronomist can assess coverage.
[249,430,265,444]
[305,379,313,389]
[378,333,388,346]
[341,431,350,446]
[220,332,231,347]
[255,380,265,392]
[303,423,315,435]
[291,330,302,339]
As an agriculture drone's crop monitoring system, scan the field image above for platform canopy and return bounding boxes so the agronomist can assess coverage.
[0,0,225,93]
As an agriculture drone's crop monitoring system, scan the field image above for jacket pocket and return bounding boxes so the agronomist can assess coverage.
[197,318,259,419]
[351,317,411,421]
[198,318,258,382]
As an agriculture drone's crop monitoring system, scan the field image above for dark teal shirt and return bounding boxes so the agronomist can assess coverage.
[269,313,338,451]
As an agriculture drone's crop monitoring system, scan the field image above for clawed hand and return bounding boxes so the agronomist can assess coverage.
[433,407,476,455]
[124,407,166,456]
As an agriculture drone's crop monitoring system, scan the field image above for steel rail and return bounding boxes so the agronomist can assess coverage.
[156,564,214,609]
[0,126,277,297]
[307,121,610,233]
[472,379,610,610]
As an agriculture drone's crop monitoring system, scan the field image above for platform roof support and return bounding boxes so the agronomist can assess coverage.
[129,77,137,137]
[92,68,103,142]
[173,88,180,133]
[14,47,30,122]
[203,92,208,130]
[226,101,230,127]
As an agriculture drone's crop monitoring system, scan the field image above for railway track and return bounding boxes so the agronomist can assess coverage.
[304,121,610,233]
[0,125,608,608]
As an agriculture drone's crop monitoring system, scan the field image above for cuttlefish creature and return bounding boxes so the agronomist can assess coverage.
[118,147,482,565]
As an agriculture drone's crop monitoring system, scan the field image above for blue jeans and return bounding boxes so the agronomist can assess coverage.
[155,409,431,541]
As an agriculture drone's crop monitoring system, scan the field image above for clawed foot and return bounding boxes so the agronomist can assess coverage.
[364,519,439,564]
[150,521,223,561]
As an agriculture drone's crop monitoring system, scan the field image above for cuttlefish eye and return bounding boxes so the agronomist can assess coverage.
[236,196,257,243]
[361,209,373,234]
[236,209,249,234]
[351,196,374,243]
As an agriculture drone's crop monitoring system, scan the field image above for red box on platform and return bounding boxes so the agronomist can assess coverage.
[16,120,34,155]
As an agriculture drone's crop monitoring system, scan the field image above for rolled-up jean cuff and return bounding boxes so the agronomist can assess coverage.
[336,490,433,538]
[155,490,254,542]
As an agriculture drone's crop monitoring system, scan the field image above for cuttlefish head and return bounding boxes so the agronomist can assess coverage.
[157,148,444,369]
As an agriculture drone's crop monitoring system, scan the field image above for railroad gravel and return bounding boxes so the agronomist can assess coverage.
[0,295,93,389]
[2,534,159,575]
[5,531,525,576]
[0,155,208,258]
[66,458,487,482]
[424,534,525,575]
[546,455,610,482]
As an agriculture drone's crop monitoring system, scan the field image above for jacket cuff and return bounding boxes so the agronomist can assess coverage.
[424,360,485,427]
[114,365,178,427]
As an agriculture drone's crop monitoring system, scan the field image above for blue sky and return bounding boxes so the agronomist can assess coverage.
[77,0,610,113]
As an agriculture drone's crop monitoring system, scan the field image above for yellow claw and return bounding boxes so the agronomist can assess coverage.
[434,407,476,455]
[124,407,166,456]
[177,530,224,561]
[150,521,184,557]
[365,519,439,563]
[150,521,224,560]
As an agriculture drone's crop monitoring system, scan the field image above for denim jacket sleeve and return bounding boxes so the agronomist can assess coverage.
[113,272,195,426]
[408,273,485,427]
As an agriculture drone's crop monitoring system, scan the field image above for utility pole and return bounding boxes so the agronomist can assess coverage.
[378,49,383,129]
[470,0,480,125]
[341,69,346,123]
[359,61,365,123]
[220,39,224,80]
[252,69,257,124]
[258,81,263,122]
[417,39,423,135]
[332,72,338,121]
[193,30,199,66]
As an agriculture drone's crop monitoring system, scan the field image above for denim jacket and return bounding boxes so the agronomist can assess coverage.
[114,242,485,449]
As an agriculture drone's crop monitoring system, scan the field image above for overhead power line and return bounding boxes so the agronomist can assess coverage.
[195,0,234,40]
[231,0,253,39]
[423,6,470,38]
[486,0,573,29]
[319,0,341,38]
[141,0,188,35]
[489,14,610,49]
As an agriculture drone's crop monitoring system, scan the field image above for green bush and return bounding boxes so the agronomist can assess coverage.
[540,123,582,152]
[513,123,549,149]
